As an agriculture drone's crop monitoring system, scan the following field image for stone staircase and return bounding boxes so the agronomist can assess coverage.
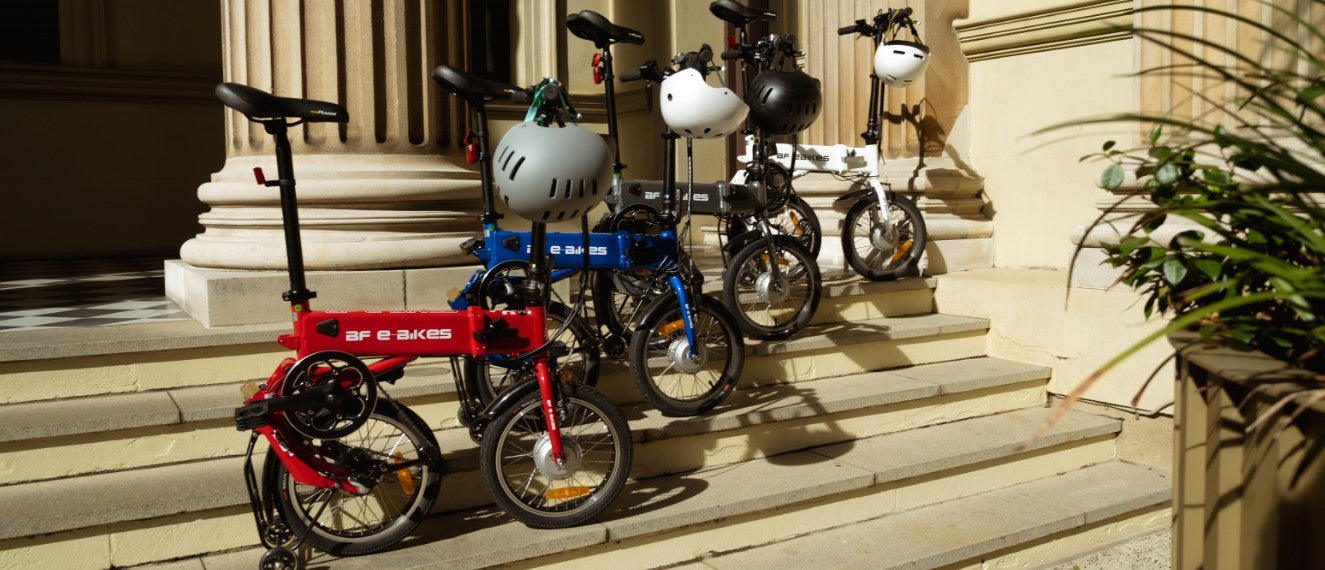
[0,272,1170,569]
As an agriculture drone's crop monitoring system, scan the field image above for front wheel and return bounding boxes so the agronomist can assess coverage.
[841,193,927,281]
[628,293,744,416]
[722,236,821,340]
[480,382,632,528]
[269,399,443,556]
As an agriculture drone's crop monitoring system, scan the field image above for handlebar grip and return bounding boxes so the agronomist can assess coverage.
[721,49,742,60]
[837,24,859,35]
[619,68,644,82]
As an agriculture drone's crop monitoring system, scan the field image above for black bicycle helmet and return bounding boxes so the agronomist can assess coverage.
[745,69,822,135]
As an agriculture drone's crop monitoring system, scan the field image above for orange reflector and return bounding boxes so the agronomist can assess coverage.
[758,253,791,266]
[891,240,914,263]
[393,452,415,495]
[657,319,685,336]
[789,212,804,236]
[560,369,576,382]
[544,486,592,500]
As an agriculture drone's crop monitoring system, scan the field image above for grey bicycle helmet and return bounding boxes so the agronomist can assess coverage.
[874,40,929,86]
[746,69,822,135]
[493,122,612,222]
[660,68,748,139]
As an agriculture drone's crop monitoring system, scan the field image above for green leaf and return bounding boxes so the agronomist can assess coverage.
[1300,85,1324,102]
[1101,164,1125,190]
[1117,235,1150,256]
[1192,258,1223,280]
[1163,257,1189,286]
[1155,162,1180,185]
[1149,124,1163,144]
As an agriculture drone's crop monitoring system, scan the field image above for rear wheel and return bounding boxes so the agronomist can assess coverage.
[480,382,632,528]
[269,399,442,556]
[841,193,926,281]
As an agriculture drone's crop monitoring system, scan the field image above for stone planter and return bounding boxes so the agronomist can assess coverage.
[1171,332,1325,569]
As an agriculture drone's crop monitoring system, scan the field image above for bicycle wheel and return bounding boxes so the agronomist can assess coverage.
[469,301,600,403]
[480,382,632,528]
[628,293,744,416]
[270,399,442,556]
[841,193,927,281]
[722,236,821,340]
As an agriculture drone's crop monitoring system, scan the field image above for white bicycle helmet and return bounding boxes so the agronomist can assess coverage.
[493,122,612,222]
[660,68,748,139]
[873,40,929,87]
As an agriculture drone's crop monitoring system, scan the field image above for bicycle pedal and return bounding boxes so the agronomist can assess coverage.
[234,401,271,431]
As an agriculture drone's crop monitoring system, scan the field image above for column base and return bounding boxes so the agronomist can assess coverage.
[165,260,482,327]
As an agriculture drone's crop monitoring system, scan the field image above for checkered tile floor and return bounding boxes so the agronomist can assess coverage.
[0,258,189,332]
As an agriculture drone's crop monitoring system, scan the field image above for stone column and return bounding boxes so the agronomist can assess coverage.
[794,0,990,275]
[180,0,477,271]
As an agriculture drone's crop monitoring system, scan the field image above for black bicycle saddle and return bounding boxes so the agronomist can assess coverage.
[566,10,644,48]
[709,0,776,26]
[431,65,524,104]
[215,83,347,123]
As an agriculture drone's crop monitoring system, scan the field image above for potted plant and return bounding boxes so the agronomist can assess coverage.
[1031,3,1324,436]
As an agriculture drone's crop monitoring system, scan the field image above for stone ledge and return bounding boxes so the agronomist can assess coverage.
[0,319,286,364]
[198,407,1119,569]
[0,359,460,443]
[0,359,1059,541]
[751,312,989,356]
[698,461,1170,569]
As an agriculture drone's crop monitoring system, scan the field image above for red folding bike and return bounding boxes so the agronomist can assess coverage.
[217,83,632,568]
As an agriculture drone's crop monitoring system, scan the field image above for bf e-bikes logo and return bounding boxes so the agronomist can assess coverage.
[345,329,454,342]
[643,191,709,201]
[775,150,830,162]
[525,245,610,256]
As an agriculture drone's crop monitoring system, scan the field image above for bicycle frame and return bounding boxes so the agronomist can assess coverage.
[231,113,568,528]
[437,69,704,357]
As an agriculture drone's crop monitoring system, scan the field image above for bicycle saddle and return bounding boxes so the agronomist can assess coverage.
[215,83,347,123]
[566,10,644,48]
[709,0,776,26]
[431,65,524,104]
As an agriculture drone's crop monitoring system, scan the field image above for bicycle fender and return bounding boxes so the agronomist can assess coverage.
[480,377,543,420]
[833,187,878,204]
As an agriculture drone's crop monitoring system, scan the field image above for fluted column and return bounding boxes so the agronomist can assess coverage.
[181,0,477,270]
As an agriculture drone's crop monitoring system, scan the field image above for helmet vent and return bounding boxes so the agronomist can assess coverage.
[592,179,599,195]
[548,179,559,198]
[509,156,526,180]
[562,179,572,199]
[704,128,711,134]
[913,53,924,59]
[893,49,906,55]
[578,179,586,198]
[501,149,514,171]
[667,93,674,101]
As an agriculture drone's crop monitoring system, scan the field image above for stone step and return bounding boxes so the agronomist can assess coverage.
[0,273,936,405]
[692,461,1171,570]
[0,357,1050,541]
[196,408,1132,570]
[0,311,989,486]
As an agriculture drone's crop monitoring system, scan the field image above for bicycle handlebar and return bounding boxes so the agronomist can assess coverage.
[511,89,532,105]
[837,23,860,36]
[720,49,742,61]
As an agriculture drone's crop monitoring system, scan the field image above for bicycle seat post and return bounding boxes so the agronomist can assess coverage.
[265,120,316,305]
[471,103,501,229]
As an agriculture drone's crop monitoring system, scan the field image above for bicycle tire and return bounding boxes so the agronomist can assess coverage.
[722,235,821,340]
[723,194,822,260]
[841,193,927,281]
[628,293,744,416]
[269,399,443,556]
[480,382,632,528]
